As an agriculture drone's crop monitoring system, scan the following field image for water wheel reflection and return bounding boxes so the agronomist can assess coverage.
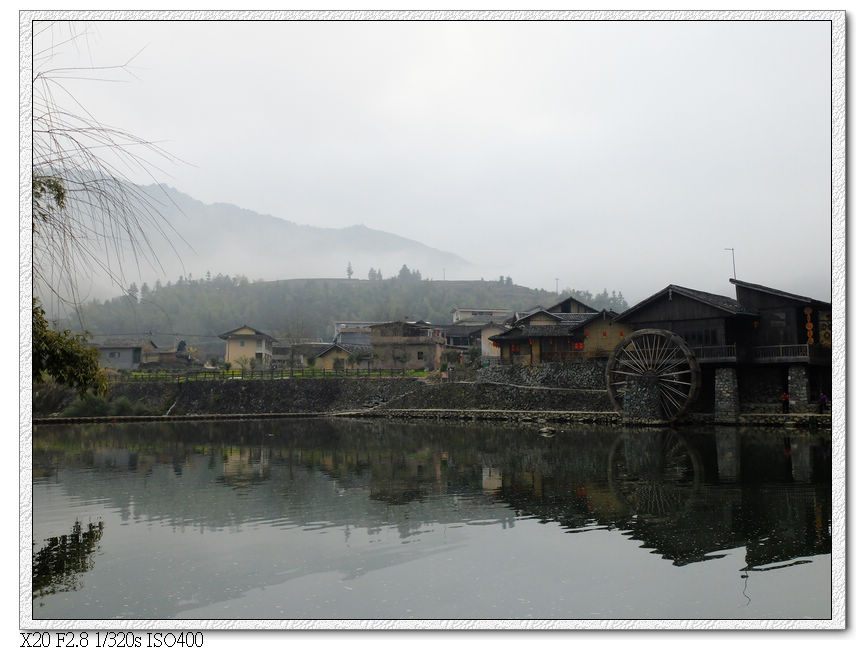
[607,430,703,518]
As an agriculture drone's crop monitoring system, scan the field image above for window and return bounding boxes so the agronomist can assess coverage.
[417,350,424,360]
[239,340,245,347]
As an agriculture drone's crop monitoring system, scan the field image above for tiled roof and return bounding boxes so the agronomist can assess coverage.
[554,312,600,324]
[445,324,484,336]
[491,324,582,341]
[730,278,830,306]
[219,325,276,341]
[91,336,158,349]
[615,284,757,321]
[546,296,599,313]
[514,310,599,327]
[451,317,510,326]
[315,343,373,358]
[672,285,755,314]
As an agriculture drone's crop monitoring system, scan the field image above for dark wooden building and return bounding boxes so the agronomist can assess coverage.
[613,281,831,368]
[613,280,832,412]
[612,284,758,363]
[729,279,831,365]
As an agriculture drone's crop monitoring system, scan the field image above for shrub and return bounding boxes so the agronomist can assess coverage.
[59,393,154,418]
[61,392,110,417]
[109,396,133,416]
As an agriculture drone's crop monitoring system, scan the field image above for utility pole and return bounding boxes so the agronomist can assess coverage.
[724,248,737,280]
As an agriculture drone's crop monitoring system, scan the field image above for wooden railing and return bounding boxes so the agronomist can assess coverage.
[693,344,737,361]
[753,344,810,361]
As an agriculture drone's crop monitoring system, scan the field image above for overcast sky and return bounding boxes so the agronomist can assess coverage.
[32,17,833,304]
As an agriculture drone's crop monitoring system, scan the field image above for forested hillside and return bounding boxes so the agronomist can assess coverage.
[72,272,629,359]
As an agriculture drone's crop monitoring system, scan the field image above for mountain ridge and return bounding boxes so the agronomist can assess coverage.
[59,183,474,302]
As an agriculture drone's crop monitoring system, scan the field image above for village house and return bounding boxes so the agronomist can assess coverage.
[333,321,387,346]
[479,322,508,364]
[151,340,198,368]
[272,338,330,369]
[491,309,628,365]
[368,320,446,371]
[546,296,598,314]
[443,322,482,348]
[313,343,374,371]
[92,337,160,370]
[489,296,628,365]
[219,325,275,369]
[450,307,513,324]
[444,307,518,365]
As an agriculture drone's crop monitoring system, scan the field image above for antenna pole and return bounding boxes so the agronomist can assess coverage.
[724,248,737,280]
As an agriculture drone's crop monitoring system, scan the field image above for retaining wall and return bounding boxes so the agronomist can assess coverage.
[33,376,609,418]
[475,359,607,389]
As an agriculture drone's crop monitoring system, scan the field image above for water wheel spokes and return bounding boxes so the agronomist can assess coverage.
[606,329,700,423]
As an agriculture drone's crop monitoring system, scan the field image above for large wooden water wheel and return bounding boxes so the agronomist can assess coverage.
[605,328,700,423]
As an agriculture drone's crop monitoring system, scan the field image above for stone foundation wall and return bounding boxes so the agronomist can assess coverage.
[475,359,608,390]
[621,375,663,424]
[788,365,810,414]
[34,377,611,418]
[714,367,740,423]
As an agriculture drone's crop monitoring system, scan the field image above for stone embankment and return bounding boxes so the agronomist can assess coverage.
[33,376,609,418]
[475,360,607,389]
[32,366,831,429]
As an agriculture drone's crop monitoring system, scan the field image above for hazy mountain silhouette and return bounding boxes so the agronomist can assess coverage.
[66,184,473,301]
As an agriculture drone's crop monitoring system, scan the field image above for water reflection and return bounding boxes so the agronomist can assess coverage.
[607,429,703,518]
[32,418,831,604]
[33,520,104,600]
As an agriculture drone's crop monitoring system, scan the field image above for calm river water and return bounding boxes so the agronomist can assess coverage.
[31,418,832,621]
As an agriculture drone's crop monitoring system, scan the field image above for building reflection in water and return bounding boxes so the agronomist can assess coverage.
[488,426,830,568]
[33,419,831,584]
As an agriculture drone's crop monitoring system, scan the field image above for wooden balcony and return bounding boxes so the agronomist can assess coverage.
[693,344,738,364]
[752,344,811,363]
[693,343,830,365]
